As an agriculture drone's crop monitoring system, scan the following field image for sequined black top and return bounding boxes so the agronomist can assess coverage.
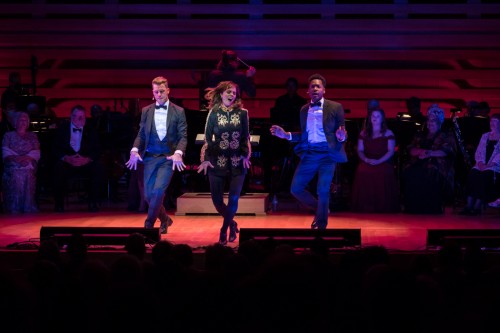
[201,106,251,175]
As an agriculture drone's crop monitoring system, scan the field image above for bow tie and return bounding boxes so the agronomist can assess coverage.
[73,128,82,132]
[155,104,167,110]
[310,101,321,108]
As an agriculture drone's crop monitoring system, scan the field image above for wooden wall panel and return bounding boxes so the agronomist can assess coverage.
[1,1,500,120]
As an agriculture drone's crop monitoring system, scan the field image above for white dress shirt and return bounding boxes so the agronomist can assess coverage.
[70,123,83,152]
[307,98,327,143]
[154,100,169,141]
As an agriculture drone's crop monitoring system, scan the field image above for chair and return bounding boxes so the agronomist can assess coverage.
[65,176,91,206]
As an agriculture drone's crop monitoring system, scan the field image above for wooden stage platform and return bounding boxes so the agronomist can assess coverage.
[1,198,500,272]
[1,203,499,253]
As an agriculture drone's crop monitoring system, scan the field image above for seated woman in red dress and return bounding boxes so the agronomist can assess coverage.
[351,108,400,213]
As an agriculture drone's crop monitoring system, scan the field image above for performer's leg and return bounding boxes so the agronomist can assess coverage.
[144,156,173,228]
[315,157,336,228]
[209,173,227,216]
[209,173,230,244]
[290,152,320,211]
[227,174,246,242]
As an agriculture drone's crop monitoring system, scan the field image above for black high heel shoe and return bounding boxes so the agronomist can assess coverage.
[219,230,228,246]
[229,221,239,242]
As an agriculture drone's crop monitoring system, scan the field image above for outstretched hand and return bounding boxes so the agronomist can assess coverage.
[197,161,214,175]
[125,151,143,170]
[270,125,288,140]
[167,153,186,171]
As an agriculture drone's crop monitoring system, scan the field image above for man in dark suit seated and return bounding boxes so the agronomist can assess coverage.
[52,104,104,212]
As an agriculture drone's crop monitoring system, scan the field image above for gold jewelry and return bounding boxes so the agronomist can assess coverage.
[220,105,233,112]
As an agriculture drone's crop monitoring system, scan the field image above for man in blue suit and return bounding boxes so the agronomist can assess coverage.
[126,76,187,234]
[270,73,347,229]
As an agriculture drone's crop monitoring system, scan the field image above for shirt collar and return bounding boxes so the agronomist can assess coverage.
[155,100,170,109]
[309,98,324,108]
[71,123,83,131]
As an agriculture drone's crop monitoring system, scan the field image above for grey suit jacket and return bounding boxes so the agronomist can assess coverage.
[133,101,188,157]
[291,99,347,162]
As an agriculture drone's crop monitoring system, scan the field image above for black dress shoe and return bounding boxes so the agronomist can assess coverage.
[311,220,318,229]
[160,217,173,234]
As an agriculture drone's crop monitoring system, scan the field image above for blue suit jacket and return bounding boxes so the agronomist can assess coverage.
[291,99,347,163]
[133,101,188,157]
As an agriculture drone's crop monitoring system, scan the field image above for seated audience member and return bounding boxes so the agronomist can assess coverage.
[460,113,500,215]
[2,112,40,213]
[52,105,104,212]
[351,108,400,213]
[402,104,456,214]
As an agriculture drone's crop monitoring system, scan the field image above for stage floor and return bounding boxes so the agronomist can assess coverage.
[0,199,498,252]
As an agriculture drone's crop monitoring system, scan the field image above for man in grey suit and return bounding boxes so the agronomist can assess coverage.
[126,76,187,234]
[270,73,347,230]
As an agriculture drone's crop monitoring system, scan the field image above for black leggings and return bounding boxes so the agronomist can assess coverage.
[208,173,246,232]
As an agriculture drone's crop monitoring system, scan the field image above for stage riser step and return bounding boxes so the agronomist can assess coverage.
[176,193,269,216]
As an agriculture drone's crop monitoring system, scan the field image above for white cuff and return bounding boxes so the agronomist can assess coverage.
[174,150,183,156]
[130,147,139,153]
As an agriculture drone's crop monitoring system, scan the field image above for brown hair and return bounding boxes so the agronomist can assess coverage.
[204,81,243,110]
[152,76,168,87]
[363,109,388,138]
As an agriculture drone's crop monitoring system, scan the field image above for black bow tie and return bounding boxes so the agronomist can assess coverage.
[310,101,321,108]
[73,128,82,132]
[155,104,167,110]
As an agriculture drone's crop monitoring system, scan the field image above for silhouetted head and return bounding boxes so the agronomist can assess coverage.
[217,49,239,71]
[406,96,421,116]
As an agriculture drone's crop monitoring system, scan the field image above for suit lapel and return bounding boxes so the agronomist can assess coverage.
[300,105,308,132]
[322,100,333,123]
[166,102,174,134]
[146,104,155,135]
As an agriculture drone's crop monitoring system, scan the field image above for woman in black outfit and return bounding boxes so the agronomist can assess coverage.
[198,81,252,245]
